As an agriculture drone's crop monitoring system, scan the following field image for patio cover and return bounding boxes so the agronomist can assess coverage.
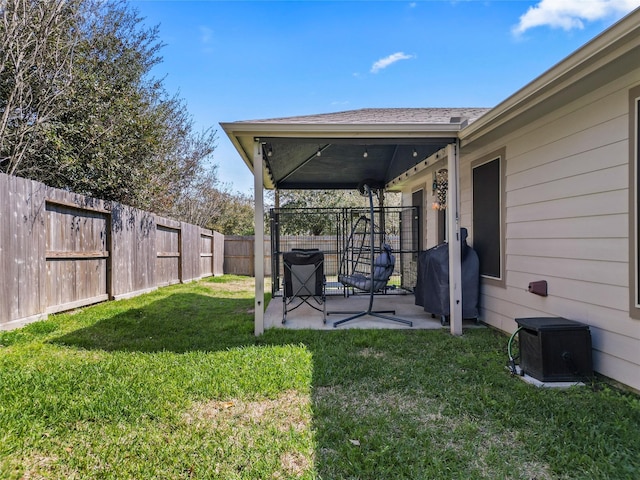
[221,108,488,190]
[220,107,490,334]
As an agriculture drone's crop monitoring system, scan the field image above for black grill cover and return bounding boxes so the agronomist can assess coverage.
[414,228,479,318]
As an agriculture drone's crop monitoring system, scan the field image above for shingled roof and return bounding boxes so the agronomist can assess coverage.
[221,107,492,190]
[236,107,490,125]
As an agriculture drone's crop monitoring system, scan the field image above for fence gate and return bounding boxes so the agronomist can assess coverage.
[200,233,214,277]
[156,224,181,286]
[45,202,109,313]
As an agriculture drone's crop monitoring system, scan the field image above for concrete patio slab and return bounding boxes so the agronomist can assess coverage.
[265,293,483,330]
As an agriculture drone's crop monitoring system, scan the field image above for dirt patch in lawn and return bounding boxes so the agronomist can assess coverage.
[185,390,313,475]
[187,390,308,431]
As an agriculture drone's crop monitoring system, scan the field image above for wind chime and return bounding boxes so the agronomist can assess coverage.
[432,169,448,210]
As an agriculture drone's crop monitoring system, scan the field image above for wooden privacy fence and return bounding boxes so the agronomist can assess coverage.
[224,235,339,277]
[0,173,224,330]
[224,235,271,276]
[223,235,404,278]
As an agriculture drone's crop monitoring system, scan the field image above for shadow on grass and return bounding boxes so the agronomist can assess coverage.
[51,292,258,353]
[259,327,640,480]
[44,285,640,479]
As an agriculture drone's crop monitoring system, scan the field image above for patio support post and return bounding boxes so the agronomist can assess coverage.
[253,140,265,335]
[447,142,463,335]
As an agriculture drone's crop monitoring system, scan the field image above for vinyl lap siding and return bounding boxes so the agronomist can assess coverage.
[462,72,640,391]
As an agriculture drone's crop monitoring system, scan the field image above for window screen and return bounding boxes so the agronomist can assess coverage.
[473,157,501,279]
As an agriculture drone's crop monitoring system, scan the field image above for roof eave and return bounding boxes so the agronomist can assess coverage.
[220,122,255,175]
[460,6,640,145]
[221,121,463,138]
[220,121,464,178]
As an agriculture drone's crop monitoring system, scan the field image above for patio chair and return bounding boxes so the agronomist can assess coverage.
[282,249,326,324]
[339,243,395,294]
[331,182,412,328]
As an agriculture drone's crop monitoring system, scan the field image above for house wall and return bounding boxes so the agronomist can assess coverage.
[401,68,640,390]
[460,68,640,391]
[400,158,448,251]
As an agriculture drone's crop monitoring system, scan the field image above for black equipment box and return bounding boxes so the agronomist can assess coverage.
[515,317,592,382]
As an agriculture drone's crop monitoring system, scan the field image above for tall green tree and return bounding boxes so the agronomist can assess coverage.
[209,191,255,235]
[168,164,254,235]
[0,0,80,175]
[0,0,218,213]
[276,189,400,235]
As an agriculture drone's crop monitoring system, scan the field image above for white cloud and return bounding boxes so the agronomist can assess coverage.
[512,0,640,35]
[199,26,214,44]
[370,52,414,73]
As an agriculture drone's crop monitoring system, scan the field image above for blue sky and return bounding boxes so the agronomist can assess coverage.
[130,0,640,194]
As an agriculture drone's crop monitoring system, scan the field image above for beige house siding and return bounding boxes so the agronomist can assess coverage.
[401,188,420,288]
[401,161,448,251]
[399,68,640,390]
[459,69,640,391]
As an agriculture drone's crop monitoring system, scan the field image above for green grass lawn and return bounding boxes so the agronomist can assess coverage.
[1,276,639,479]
